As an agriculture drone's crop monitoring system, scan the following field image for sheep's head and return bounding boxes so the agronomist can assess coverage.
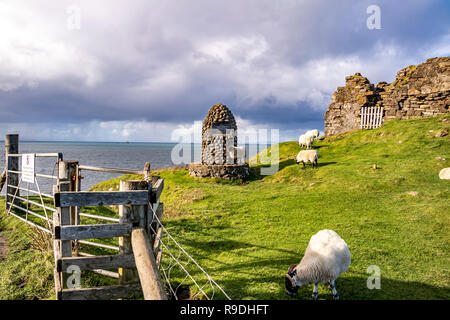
[285,264,299,296]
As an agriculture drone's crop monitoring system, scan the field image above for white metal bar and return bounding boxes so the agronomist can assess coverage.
[6,170,57,180]
[36,173,58,180]
[8,185,54,199]
[79,212,119,223]
[7,193,57,213]
[7,202,53,223]
[7,208,52,233]
[78,240,119,251]
[7,153,61,158]
[35,176,53,230]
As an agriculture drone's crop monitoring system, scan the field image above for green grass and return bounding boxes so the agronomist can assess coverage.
[1,115,449,299]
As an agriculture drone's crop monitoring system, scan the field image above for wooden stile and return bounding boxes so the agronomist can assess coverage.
[118,180,149,284]
[54,190,149,207]
[58,254,136,272]
[55,223,133,241]
[131,228,167,300]
[59,284,142,300]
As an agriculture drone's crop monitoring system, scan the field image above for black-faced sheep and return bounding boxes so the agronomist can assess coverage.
[285,229,351,300]
[296,150,318,168]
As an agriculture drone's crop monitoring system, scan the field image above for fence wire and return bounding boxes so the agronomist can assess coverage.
[148,203,231,300]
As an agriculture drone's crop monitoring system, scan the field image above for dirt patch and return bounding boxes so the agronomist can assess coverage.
[0,236,7,258]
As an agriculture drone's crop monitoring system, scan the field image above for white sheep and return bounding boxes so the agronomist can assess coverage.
[439,167,450,180]
[296,150,318,168]
[298,134,313,149]
[305,129,320,140]
[285,229,351,300]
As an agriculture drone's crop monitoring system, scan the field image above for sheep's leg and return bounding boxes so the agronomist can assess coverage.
[312,283,319,300]
[302,161,305,167]
[329,280,339,300]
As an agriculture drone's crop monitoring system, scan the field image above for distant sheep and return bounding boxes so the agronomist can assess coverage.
[305,129,320,140]
[296,150,318,168]
[285,229,351,300]
[298,134,313,149]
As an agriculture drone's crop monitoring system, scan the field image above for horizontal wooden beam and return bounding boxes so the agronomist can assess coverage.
[57,254,136,272]
[55,223,133,241]
[54,191,149,207]
[58,283,141,300]
[150,178,164,203]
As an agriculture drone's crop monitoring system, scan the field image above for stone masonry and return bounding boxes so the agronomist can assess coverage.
[324,57,450,137]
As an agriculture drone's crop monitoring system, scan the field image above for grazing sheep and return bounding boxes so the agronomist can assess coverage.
[298,134,313,149]
[285,229,351,300]
[296,150,318,168]
[305,129,320,140]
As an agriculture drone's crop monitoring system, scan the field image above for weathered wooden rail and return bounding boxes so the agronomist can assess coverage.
[53,161,166,300]
[3,134,167,300]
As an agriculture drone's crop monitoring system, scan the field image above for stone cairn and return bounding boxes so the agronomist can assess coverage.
[324,57,450,137]
[201,104,237,165]
[189,104,249,180]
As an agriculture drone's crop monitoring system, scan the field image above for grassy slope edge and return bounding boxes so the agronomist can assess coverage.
[1,115,449,300]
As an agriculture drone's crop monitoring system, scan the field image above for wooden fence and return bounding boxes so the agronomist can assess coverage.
[3,134,167,300]
[361,106,384,129]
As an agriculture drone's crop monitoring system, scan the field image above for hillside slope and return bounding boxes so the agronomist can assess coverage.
[91,115,449,300]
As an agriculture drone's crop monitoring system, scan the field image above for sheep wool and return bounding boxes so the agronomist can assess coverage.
[298,135,313,149]
[305,129,320,140]
[295,230,351,285]
[439,167,450,180]
[296,150,318,168]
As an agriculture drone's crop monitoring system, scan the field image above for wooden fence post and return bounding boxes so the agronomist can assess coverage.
[119,180,148,284]
[131,228,167,300]
[57,161,78,263]
[5,134,19,209]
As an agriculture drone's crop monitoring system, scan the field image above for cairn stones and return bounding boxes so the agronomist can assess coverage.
[189,104,249,180]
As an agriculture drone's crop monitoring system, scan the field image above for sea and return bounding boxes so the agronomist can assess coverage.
[0,141,262,195]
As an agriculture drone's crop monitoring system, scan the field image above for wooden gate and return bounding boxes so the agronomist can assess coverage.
[3,134,167,300]
[53,161,166,300]
[361,106,384,129]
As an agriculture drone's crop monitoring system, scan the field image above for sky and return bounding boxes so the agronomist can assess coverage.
[0,0,449,143]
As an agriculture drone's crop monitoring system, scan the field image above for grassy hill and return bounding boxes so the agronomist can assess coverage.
[1,115,449,299]
[91,115,450,300]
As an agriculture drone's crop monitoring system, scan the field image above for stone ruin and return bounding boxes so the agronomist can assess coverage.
[189,104,249,180]
[324,57,450,137]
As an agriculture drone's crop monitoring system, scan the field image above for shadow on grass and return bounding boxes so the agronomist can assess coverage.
[163,219,450,300]
[214,275,450,300]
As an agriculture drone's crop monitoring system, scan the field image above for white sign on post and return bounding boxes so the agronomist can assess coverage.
[21,153,36,183]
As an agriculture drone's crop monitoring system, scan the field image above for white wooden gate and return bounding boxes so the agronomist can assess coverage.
[361,106,383,129]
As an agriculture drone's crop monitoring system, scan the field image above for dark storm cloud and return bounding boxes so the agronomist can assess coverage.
[0,0,449,141]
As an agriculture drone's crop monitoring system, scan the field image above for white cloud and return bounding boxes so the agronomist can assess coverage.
[0,2,101,91]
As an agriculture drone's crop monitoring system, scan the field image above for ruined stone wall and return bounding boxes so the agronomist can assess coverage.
[324,57,450,137]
